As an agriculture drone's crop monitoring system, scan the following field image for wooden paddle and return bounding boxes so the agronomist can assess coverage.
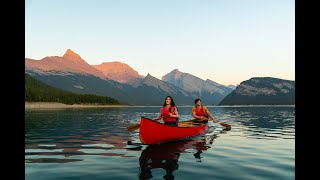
[127,123,141,132]
[178,122,203,127]
[194,117,231,128]
[219,122,231,127]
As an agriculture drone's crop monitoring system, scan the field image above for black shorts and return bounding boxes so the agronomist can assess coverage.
[164,122,178,126]
[193,119,208,124]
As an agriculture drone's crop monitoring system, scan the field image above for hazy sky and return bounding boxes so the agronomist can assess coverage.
[25,0,295,86]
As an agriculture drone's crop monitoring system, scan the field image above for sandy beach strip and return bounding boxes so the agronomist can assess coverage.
[25,102,129,109]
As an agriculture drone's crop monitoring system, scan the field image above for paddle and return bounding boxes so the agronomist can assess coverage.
[195,117,231,128]
[219,122,231,128]
[178,121,203,127]
[127,123,141,132]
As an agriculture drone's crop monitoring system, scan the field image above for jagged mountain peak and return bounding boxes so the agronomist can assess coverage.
[25,49,106,78]
[161,69,183,80]
[136,73,190,98]
[63,49,82,60]
[142,73,165,85]
[161,69,235,105]
[162,69,205,93]
[144,73,157,81]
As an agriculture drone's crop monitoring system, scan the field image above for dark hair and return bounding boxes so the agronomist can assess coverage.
[163,96,176,107]
[194,98,201,104]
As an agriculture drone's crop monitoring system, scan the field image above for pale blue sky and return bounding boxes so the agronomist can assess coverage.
[25,0,295,85]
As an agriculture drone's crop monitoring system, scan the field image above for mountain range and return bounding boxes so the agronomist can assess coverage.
[25,49,295,105]
[219,77,295,105]
[161,69,234,105]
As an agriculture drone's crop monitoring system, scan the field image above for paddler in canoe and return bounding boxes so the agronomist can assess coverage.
[192,98,231,129]
[152,96,179,126]
[192,98,218,124]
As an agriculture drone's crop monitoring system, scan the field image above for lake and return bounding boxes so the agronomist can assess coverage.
[25,106,295,180]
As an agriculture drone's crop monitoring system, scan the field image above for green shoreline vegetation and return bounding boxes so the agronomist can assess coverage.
[25,74,122,105]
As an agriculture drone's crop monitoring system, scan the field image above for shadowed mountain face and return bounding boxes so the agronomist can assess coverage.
[130,74,194,105]
[161,69,234,105]
[219,77,295,105]
[92,62,144,84]
[25,70,194,105]
[25,70,135,105]
[25,73,120,104]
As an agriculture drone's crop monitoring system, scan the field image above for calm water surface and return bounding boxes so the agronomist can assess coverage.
[25,106,295,180]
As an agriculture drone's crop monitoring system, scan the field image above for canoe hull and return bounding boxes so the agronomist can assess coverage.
[139,117,208,145]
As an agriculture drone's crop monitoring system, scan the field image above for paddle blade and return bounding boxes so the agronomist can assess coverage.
[127,123,140,132]
[219,122,231,130]
[220,122,230,127]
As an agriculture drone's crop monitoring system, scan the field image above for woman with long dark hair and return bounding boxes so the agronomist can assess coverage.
[152,96,179,126]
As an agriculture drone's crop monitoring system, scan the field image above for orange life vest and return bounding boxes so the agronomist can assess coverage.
[161,106,177,123]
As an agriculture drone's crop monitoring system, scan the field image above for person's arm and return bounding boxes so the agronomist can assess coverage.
[192,107,197,118]
[205,107,217,123]
[152,109,162,120]
[169,107,179,118]
[207,112,217,123]
[192,110,196,118]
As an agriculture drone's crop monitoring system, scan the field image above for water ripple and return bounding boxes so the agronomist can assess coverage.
[26,106,295,180]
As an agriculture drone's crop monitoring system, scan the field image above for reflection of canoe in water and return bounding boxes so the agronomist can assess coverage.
[139,139,210,179]
[139,117,208,145]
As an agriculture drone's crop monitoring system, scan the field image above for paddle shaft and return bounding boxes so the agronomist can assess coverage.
[194,117,231,127]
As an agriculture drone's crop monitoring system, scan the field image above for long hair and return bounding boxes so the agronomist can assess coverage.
[162,96,176,107]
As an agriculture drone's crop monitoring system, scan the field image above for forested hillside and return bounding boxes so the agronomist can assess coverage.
[25,74,121,105]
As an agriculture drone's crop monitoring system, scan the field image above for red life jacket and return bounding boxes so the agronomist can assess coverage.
[161,106,177,123]
[195,105,206,117]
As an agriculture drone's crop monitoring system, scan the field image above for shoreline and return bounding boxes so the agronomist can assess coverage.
[25,102,295,110]
[25,102,130,109]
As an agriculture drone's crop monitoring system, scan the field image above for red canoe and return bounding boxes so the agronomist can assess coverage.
[139,117,208,145]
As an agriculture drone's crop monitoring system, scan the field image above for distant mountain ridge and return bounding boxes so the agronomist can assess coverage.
[127,74,194,105]
[161,69,234,105]
[26,49,106,79]
[25,49,294,105]
[219,77,295,105]
[161,69,204,94]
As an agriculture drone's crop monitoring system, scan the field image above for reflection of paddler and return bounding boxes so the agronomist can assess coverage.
[138,139,210,179]
[194,141,210,151]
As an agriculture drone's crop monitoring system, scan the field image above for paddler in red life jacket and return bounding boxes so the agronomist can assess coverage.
[152,96,179,126]
[192,98,218,124]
